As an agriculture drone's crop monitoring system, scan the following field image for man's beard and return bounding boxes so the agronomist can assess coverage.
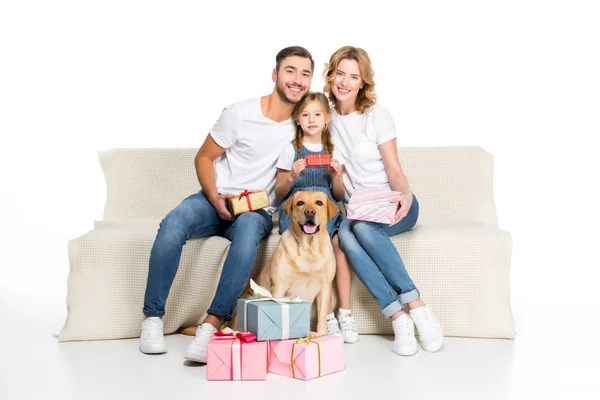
[276,81,302,105]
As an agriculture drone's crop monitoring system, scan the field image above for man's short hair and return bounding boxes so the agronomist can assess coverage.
[276,46,314,73]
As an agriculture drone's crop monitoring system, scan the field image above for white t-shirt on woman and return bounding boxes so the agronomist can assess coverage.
[330,103,397,203]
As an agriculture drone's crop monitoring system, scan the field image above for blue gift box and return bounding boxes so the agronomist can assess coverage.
[237,298,311,341]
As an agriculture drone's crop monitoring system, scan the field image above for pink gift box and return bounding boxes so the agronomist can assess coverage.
[206,330,269,381]
[346,188,402,224]
[269,334,344,380]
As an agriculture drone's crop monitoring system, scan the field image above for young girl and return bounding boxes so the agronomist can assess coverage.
[274,92,360,343]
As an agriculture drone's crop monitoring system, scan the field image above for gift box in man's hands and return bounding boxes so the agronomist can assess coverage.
[227,190,270,216]
[305,154,331,167]
[346,188,402,224]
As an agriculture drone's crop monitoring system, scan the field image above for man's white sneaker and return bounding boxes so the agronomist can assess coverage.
[184,322,217,363]
[139,317,167,354]
[410,305,444,352]
[338,312,360,344]
[392,313,418,356]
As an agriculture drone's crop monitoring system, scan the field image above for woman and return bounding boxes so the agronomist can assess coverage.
[324,46,444,356]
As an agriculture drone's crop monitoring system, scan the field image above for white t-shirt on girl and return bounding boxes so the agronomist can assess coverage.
[330,103,397,203]
[276,142,346,170]
[210,97,295,205]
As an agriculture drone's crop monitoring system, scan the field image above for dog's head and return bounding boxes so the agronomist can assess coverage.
[282,191,339,237]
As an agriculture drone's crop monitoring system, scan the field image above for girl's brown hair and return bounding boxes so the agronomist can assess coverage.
[291,92,334,159]
[323,46,376,114]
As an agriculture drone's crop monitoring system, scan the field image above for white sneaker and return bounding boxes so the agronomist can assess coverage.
[410,305,444,352]
[184,322,217,363]
[392,313,418,356]
[338,312,360,344]
[326,317,343,338]
[139,317,167,354]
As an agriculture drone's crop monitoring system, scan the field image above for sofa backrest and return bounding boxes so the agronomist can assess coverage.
[99,146,497,227]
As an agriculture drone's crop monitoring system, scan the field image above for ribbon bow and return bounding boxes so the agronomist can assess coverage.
[213,327,256,343]
[237,189,253,212]
[291,333,324,378]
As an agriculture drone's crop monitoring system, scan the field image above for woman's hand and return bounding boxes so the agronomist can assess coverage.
[290,159,307,180]
[390,191,413,225]
[329,158,342,178]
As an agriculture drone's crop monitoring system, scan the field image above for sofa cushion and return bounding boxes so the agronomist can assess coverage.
[58,222,514,341]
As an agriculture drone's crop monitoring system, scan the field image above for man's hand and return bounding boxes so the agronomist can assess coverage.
[390,191,413,226]
[290,159,307,180]
[209,193,235,221]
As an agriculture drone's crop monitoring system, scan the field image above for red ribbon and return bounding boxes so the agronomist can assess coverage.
[214,329,257,343]
[238,189,253,211]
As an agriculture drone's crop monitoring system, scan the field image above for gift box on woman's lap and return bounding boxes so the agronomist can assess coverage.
[346,188,402,224]
[269,334,345,380]
[206,329,269,381]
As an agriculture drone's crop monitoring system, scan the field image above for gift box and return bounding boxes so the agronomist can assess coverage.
[237,280,310,341]
[346,188,402,225]
[206,328,269,381]
[228,190,270,216]
[269,334,345,380]
[305,154,331,167]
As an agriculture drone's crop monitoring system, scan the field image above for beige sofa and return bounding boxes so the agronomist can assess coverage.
[58,147,515,341]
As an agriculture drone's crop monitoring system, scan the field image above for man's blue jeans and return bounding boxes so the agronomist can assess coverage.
[142,191,273,321]
[338,195,420,319]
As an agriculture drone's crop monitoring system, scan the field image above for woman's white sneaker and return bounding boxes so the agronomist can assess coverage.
[410,305,444,352]
[184,323,217,363]
[139,317,167,354]
[392,313,418,356]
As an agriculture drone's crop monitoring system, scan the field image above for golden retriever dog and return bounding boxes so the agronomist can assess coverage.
[180,191,338,336]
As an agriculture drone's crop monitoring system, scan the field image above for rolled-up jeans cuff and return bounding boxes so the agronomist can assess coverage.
[398,289,420,305]
[382,300,404,319]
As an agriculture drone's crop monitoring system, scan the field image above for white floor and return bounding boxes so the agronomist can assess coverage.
[1,291,599,400]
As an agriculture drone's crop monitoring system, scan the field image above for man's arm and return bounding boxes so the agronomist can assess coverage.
[194,134,234,220]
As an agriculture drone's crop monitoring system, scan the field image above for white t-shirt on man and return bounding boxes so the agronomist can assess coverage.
[210,97,295,206]
[276,142,347,170]
[330,103,397,203]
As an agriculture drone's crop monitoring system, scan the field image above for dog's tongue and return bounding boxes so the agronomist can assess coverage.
[303,224,317,234]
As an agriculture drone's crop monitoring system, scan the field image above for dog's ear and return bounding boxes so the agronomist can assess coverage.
[283,193,295,217]
[326,197,339,220]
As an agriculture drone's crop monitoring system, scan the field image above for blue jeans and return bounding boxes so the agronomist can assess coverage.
[143,191,273,321]
[338,195,420,319]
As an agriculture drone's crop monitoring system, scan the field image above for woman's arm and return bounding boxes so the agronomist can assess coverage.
[379,139,410,194]
[379,138,413,224]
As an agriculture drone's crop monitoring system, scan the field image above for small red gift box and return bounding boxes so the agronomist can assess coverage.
[305,154,331,167]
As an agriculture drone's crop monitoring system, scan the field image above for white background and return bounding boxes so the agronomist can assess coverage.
[1,0,599,397]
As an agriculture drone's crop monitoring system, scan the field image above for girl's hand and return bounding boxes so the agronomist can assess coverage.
[290,159,307,180]
[329,158,342,178]
[390,191,413,225]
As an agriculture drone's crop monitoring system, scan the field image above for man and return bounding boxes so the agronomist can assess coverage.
[139,46,314,363]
